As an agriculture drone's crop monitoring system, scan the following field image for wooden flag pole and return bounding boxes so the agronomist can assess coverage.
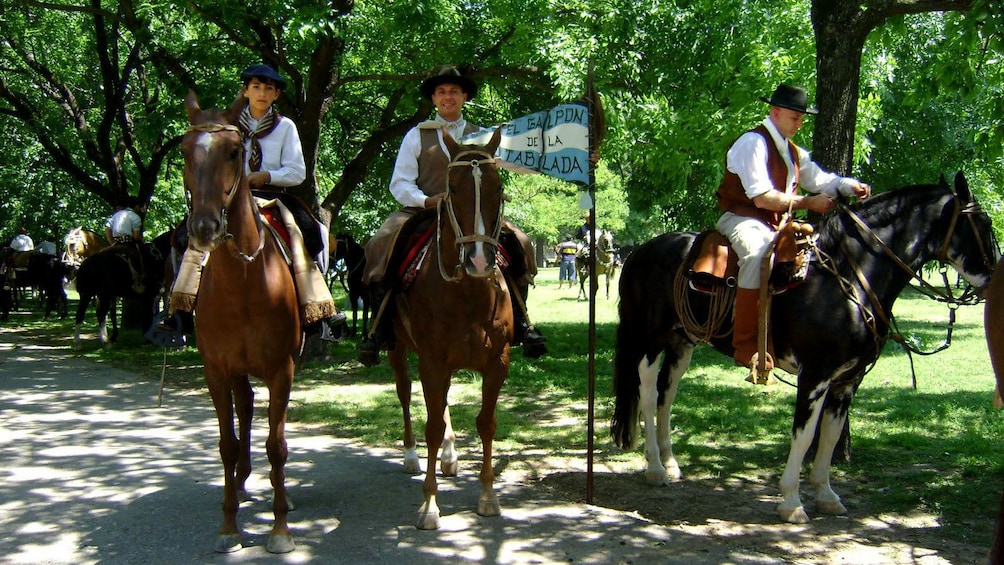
[585,65,598,504]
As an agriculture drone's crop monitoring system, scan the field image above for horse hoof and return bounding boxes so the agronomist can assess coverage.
[816,500,847,516]
[778,504,811,524]
[477,499,501,517]
[440,460,458,477]
[645,470,677,486]
[416,509,441,530]
[214,533,243,553]
[403,458,422,474]
[266,533,295,554]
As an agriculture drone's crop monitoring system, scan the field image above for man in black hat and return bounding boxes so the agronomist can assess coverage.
[359,65,547,365]
[715,83,870,383]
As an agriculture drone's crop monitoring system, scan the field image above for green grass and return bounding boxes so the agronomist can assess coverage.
[7,267,1002,546]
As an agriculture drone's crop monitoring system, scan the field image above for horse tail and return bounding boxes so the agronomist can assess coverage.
[610,247,648,450]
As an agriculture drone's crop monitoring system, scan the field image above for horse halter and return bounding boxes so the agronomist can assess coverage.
[183,122,265,263]
[937,197,998,281]
[437,149,506,281]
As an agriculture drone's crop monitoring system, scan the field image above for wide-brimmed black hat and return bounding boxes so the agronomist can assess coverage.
[760,84,818,115]
[420,66,477,100]
[240,64,287,90]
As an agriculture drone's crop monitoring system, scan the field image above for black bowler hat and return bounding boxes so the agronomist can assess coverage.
[761,84,818,115]
[240,64,287,90]
[420,66,477,100]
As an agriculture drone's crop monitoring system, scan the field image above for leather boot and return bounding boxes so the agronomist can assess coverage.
[511,283,546,358]
[732,287,774,384]
[358,286,394,366]
[732,287,761,368]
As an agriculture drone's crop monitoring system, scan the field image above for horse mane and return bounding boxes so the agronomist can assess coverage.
[814,182,946,250]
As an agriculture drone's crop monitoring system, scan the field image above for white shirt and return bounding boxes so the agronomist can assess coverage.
[726,117,860,200]
[9,234,33,252]
[36,241,57,255]
[243,115,307,187]
[106,208,143,239]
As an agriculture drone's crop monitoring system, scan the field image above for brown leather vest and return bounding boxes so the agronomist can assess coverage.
[715,125,799,229]
[416,122,481,196]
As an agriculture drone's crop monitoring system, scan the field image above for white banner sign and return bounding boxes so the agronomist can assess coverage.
[461,102,591,185]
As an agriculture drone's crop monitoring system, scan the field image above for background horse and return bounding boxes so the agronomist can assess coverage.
[0,249,68,319]
[62,227,108,277]
[73,235,168,347]
[332,232,368,337]
[611,172,998,524]
[182,92,301,553]
[576,228,618,300]
[387,128,511,530]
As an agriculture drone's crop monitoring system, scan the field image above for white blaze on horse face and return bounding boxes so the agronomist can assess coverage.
[470,209,489,274]
[194,130,216,154]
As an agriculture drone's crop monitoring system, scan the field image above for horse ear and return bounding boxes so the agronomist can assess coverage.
[486,126,503,155]
[223,89,245,124]
[938,173,949,189]
[184,90,202,124]
[442,127,460,158]
[954,171,973,202]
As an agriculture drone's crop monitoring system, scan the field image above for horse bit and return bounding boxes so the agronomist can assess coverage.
[184,123,265,264]
[437,149,507,282]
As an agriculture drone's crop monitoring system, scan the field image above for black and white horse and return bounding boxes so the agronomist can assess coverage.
[611,172,998,524]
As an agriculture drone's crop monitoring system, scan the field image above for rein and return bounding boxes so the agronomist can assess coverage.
[815,195,988,375]
[184,122,265,264]
[437,149,505,282]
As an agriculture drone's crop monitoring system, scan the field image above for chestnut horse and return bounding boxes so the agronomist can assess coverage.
[388,128,511,530]
[987,258,1004,562]
[62,227,108,275]
[612,172,999,524]
[181,92,300,553]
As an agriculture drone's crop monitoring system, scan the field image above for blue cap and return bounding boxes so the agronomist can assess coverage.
[240,64,287,90]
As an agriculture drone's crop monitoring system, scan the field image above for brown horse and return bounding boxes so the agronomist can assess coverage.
[987,258,1004,562]
[181,91,301,553]
[387,128,511,530]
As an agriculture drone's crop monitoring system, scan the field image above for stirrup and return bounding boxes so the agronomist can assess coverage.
[743,352,776,386]
[358,338,380,366]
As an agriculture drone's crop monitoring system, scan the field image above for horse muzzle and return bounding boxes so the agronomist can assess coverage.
[463,242,497,278]
[188,210,226,252]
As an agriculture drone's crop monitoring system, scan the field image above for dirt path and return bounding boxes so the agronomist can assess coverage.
[0,329,986,564]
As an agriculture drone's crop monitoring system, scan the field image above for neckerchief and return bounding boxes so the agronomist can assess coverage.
[239,105,281,172]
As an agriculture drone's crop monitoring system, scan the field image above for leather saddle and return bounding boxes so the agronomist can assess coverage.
[686,220,817,294]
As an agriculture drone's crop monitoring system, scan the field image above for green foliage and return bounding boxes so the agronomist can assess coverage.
[2,0,1003,251]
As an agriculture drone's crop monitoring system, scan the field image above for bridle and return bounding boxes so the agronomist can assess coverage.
[817,192,997,360]
[183,122,265,263]
[437,149,506,281]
